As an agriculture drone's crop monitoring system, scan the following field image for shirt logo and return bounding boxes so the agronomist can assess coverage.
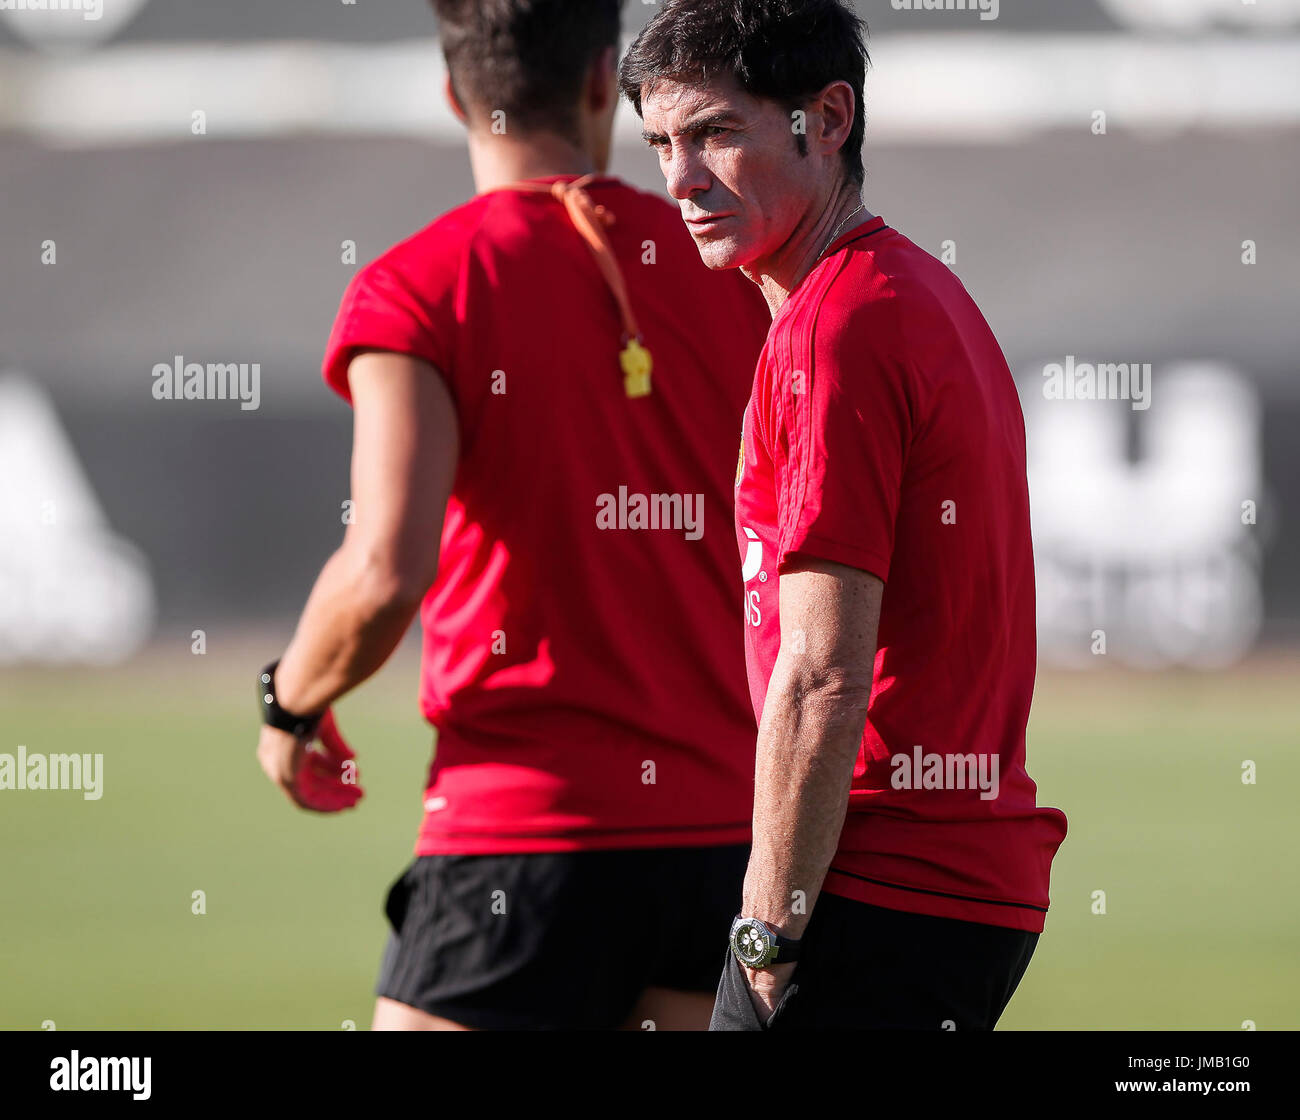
[741,527,763,582]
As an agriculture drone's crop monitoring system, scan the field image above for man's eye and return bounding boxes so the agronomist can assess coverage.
[704,126,728,138]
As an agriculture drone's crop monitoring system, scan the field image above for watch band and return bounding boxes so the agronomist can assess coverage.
[257,659,325,739]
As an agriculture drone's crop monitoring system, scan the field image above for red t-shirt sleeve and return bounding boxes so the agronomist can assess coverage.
[322,261,454,405]
[774,311,911,584]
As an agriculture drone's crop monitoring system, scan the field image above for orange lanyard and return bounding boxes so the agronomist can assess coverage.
[493,174,653,398]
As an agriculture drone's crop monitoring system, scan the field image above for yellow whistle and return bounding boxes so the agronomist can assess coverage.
[620,338,653,398]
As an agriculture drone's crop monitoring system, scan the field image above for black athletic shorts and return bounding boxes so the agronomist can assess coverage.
[376,845,750,1030]
[710,891,1040,1031]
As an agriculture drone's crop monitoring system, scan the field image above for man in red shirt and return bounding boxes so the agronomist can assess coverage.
[622,0,1068,1030]
[254,0,769,1030]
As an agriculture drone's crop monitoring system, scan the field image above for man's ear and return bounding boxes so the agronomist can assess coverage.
[586,44,618,115]
[811,79,856,157]
[445,74,468,124]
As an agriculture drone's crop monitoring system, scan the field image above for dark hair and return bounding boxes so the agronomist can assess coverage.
[619,0,869,186]
[432,0,623,140]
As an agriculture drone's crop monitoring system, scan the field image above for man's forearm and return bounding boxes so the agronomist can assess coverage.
[269,544,424,717]
[743,656,871,938]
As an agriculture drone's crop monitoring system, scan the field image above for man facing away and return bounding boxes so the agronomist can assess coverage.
[621,0,1069,1030]
[255,0,770,1030]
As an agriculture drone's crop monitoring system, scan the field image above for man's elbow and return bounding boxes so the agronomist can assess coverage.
[781,660,875,724]
[348,550,435,617]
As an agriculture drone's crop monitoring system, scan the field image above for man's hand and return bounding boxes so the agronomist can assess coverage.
[743,961,798,1025]
[257,709,364,813]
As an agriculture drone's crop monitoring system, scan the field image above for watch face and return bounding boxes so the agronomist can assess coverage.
[731,918,773,967]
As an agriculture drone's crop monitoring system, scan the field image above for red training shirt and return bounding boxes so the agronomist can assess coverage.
[324,175,770,855]
[734,216,1067,933]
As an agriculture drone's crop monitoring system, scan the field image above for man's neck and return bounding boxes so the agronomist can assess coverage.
[467,130,600,194]
[743,182,872,317]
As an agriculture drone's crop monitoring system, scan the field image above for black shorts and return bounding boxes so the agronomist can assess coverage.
[376,845,750,1030]
[710,891,1040,1031]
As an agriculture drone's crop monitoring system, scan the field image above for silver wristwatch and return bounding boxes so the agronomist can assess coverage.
[729,916,802,969]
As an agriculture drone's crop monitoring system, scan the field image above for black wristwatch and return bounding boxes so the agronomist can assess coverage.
[257,659,325,739]
[729,916,802,969]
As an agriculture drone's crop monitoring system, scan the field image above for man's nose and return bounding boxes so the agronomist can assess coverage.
[663,143,711,202]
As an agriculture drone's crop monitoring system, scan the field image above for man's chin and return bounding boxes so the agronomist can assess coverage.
[692,235,748,272]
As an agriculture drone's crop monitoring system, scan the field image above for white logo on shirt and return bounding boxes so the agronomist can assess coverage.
[741,527,763,582]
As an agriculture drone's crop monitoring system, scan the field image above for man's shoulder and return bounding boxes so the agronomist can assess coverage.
[359,194,497,285]
[813,227,984,354]
[770,254,903,366]
[761,226,964,403]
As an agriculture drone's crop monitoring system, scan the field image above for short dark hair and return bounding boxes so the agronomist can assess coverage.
[619,0,869,186]
[432,0,623,140]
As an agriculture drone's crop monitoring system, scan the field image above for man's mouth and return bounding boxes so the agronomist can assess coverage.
[685,214,733,234]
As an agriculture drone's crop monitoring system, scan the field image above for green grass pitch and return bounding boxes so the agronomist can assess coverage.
[1,642,1296,1029]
